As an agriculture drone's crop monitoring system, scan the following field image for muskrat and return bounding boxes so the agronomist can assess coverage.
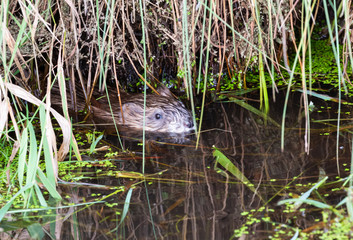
[72,87,195,133]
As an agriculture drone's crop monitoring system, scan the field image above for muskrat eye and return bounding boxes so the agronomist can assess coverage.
[155,113,162,120]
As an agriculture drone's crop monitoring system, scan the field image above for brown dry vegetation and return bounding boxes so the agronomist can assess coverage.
[3,0,301,93]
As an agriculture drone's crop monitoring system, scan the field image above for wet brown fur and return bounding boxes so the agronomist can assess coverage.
[54,86,194,133]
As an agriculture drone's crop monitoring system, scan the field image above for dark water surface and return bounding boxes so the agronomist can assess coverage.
[3,91,353,239]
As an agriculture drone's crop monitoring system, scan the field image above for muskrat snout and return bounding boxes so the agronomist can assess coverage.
[186,118,194,129]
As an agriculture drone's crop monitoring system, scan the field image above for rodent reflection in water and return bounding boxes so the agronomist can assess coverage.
[88,87,195,133]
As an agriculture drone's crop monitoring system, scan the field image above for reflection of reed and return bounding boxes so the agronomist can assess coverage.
[201,100,307,181]
[4,95,349,239]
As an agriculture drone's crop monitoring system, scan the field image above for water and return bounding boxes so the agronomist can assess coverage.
[1,91,352,239]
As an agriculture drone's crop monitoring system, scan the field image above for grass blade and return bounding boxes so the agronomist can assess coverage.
[213,148,256,193]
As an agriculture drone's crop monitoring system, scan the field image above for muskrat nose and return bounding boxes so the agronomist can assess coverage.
[186,118,194,129]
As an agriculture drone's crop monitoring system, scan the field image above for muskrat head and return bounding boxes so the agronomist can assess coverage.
[120,89,195,133]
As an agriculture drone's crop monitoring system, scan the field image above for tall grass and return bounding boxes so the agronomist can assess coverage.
[0,0,77,223]
[0,81,69,221]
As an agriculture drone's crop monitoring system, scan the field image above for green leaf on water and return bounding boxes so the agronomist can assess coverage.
[213,147,256,193]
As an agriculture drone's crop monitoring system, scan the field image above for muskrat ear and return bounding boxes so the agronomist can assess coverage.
[122,102,144,115]
[157,86,174,98]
